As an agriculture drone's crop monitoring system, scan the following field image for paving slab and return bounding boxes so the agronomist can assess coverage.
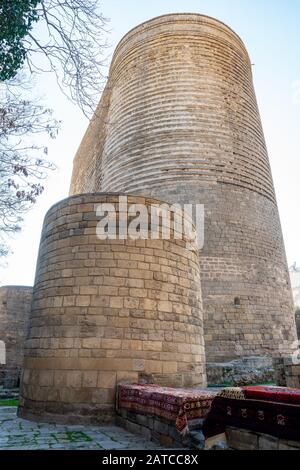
[0,407,166,450]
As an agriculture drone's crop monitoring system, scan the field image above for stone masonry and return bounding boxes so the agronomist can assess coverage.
[17,13,299,427]
[18,194,206,424]
[274,357,300,389]
[0,286,32,388]
[225,426,300,451]
[69,13,298,362]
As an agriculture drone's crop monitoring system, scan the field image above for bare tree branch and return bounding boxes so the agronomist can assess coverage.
[0,75,60,256]
[26,0,109,117]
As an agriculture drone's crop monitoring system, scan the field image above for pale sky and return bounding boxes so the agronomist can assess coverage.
[1,0,299,286]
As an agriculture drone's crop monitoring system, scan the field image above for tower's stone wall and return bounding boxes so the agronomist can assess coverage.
[0,286,32,388]
[296,315,300,338]
[69,14,297,361]
[19,194,206,424]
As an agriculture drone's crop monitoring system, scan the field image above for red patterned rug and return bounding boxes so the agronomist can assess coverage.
[118,384,217,435]
[203,386,300,441]
[243,386,300,405]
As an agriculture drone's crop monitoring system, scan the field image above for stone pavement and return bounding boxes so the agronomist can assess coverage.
[0,407,165,450]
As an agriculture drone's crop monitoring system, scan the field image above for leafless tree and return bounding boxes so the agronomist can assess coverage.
[0,1,108,256]
[0,76,60,256]
[24,0,109,116]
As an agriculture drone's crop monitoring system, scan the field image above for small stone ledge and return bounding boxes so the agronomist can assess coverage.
[116,409,230,450]
[226,427,300,450]
[116,409,189,449]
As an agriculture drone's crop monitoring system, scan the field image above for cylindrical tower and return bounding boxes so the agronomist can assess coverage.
[19,193,206,424]
[70,14,297,361]
[0,286,32,388]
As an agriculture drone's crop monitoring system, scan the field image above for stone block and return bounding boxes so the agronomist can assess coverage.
[82,338,101,349]
[117,371,138,383]
[162,362,178,374]
[66,371,82,388]
[39,370,54,387]
[226,427,259,450]
[101,339,122,350]
[98,371,116,389]
[258,434,279,450]
[82,371,98,388]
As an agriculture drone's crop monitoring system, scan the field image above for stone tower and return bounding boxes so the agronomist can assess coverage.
[19,195,206,423]
[19,13,298,425]
[70,13,297,361]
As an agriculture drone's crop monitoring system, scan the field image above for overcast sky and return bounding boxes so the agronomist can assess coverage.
[1,0,299,286]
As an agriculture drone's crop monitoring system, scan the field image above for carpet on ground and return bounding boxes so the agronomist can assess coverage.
[203,386,300,441]
[118,384,217,435]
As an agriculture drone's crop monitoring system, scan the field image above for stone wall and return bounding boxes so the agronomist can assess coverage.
[274,357,300,388]
[19,194,206,424]
[225,427,300,450]
[206,356,274,387]
[116,411,187,449]
[0,286,32,388]
[69,13,297,362]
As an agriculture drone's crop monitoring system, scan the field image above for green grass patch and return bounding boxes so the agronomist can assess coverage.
[256,381,276,386]
[65,431,93,443]
[207,381,233,388]
[0,398,19,407]
[208,381,276,389]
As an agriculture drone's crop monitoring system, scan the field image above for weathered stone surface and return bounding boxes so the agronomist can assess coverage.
[274,357,300,388]
[226,426,300,450]
[116,412,185,448]
[296,315,300,338]
[0,286,32,388]
[258,435,279,450]
[69,13,297,362]
[18,194,206,424]
[279,439,300,450]
[207,356,275,386]
[226,427,258,450]
[0,406,165,450]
